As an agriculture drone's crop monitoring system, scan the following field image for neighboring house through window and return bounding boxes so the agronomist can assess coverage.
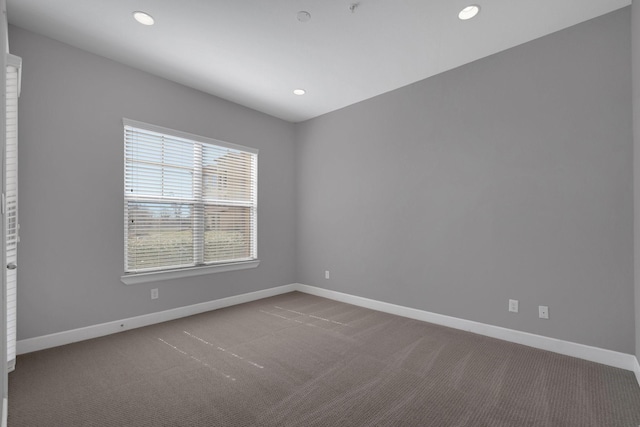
[121,119,259,284]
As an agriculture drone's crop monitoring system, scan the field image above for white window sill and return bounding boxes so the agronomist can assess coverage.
[120,260,260,285]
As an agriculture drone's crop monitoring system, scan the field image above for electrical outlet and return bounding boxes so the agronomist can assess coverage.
[325,270,330,280]
[509,299,518,313]
[539,305,549,319]
[151,288,159,300]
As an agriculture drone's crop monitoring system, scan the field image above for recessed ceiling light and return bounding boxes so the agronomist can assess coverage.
[133,11,155,26]
[458,5,480,20]
[293,89,306,96]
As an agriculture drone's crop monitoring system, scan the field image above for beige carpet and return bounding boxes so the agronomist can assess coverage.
[8,291,640,426]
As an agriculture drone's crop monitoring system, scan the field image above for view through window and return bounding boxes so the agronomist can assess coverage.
[123,119,258,274]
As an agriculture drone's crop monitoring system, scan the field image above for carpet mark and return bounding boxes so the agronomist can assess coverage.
[273,305,350,326]
[183,331,264,369]
[274,306,306,316]
[157,338,236,381]
[259,309,317,327]
[259,310,292,321]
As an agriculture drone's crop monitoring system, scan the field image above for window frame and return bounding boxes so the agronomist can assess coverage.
[120,118,259,285]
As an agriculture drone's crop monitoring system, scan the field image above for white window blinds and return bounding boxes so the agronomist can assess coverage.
[6,54,21,372]
[124,119,258,274]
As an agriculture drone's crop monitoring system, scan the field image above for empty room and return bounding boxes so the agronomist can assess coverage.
[1,0,640,425]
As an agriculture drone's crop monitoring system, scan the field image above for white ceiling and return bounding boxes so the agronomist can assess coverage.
[6,0,630,123]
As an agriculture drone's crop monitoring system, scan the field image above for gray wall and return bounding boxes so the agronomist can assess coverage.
[633,0,640,361]
[9,8,637,355]
[296,8,634,353]
[9,26,297,340]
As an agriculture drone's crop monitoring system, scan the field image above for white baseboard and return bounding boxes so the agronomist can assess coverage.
[16,284,297,355]
[16,282,640,382]
[2,398,6,427]
[295,284,639,374]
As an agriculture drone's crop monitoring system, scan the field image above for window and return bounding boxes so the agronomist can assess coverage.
[122,119,258,284]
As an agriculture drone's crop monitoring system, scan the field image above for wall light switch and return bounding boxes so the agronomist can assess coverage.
[509,299,518,313]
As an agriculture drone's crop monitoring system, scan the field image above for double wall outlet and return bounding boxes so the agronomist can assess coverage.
[325,270,330,280]
[508,299,518,313]
[151,288,159,300]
